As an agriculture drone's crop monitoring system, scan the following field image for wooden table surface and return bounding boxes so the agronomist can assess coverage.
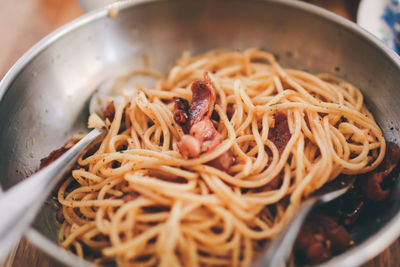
[1,0,399,266]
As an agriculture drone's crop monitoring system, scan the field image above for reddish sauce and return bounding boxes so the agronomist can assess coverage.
[103,102,115,122]
[295,142,400,265]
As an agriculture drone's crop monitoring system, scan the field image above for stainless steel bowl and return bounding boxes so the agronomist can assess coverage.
[1,0,400,266]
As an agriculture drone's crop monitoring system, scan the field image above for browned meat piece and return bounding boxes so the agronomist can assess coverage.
[178,118,221,160]
[39,147,68,170]
[263,173,283,191]
[362,172,390,201]
[326,223,351,252]
[177,72,219,158]
[172,72,216,131]
[305,242,331,264]
[122,192,138,203]
[177,135,201,158]
[176,73,234,169]
[190,119,222,153]
[250,173,283,193]
[188,72,216,128]
[268,113,291,154]
[295,142,400,264]
[39,138,79,170]
[363,142,400,201]
[209,149,234,171]
[103,102,115,122]
[295,213,350,265]
[173,97,189,128]
[380,141,400,175]
[56,209,64,223]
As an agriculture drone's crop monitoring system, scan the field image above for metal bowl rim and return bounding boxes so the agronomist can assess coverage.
[1,0,400,266]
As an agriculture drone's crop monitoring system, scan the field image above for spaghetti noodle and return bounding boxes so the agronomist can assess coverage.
[56,48,385,266]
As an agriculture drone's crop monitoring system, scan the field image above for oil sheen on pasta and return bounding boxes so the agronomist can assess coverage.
[57,49,385,266]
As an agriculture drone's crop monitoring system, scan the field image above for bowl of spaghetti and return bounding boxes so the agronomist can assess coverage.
[1,0,400,266]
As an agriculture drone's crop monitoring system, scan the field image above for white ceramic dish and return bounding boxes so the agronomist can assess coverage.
[357,0,400,53]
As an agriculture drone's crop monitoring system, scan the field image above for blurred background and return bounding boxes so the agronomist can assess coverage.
[1,0,399,266]
[0,0,361,79]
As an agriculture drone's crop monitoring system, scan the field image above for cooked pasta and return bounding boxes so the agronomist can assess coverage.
[56,48,385,266]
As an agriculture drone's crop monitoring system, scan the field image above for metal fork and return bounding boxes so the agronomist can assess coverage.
[255,175,356,267]
[0,128,104,262]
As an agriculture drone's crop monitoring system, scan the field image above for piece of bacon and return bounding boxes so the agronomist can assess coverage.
[268,112,291,155]
[39,138,80,170]
[190,119,222,153]
[248,114,292,190]
[362,141,400,201]
[295,213,350,264]
[177,135,201,159]
[39,147,69,170]
[362,172,390,201]
[188,72,216,128]
[103,102,115,122]
[173,98,190,128]
[175,72,234,171]
[209,148,235,171]
[294,142,400,265]
[41,103,116,171]
[379,141,400,175]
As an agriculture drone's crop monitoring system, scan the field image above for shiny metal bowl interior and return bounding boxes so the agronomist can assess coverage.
[1,0,400,266]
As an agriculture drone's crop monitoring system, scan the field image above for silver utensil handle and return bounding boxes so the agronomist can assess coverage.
[258,199,317,267]
[257,179,354,267]
[0,128,103,262]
